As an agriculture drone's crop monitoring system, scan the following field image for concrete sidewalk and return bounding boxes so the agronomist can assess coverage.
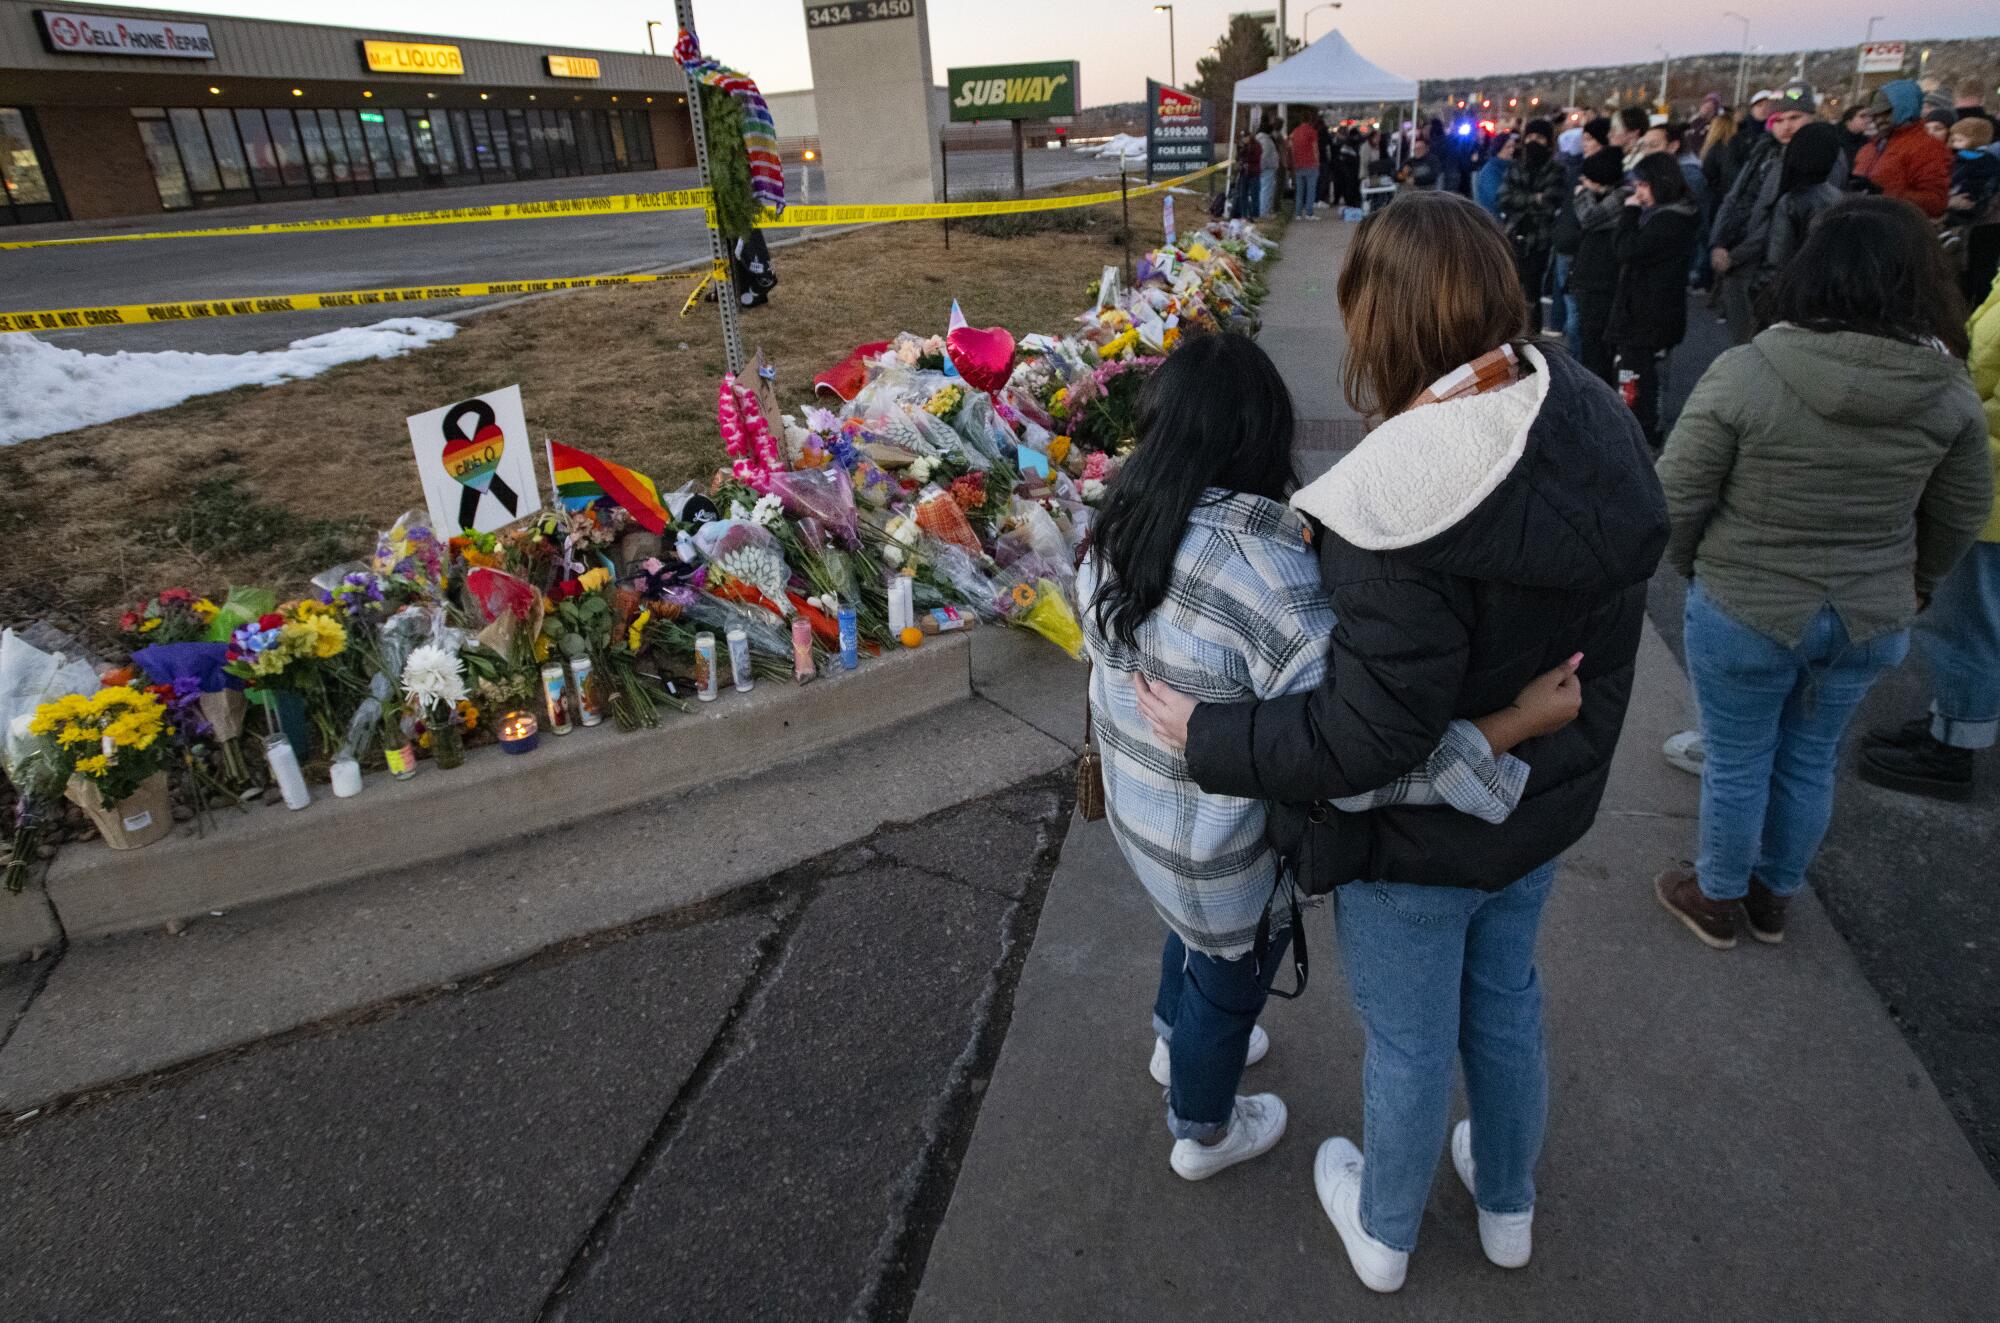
[909,217,2000,1319]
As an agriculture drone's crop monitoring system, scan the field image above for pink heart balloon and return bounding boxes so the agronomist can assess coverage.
[946,324,1016,393]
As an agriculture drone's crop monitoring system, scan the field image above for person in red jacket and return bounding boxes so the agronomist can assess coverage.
[1291,114,1323,220]
[1856,79,1953,218]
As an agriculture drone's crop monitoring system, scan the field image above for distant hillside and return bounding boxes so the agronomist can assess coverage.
[1423,34,1998,114]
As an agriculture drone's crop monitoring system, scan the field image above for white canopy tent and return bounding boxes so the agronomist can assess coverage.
[1225,30,1420,200]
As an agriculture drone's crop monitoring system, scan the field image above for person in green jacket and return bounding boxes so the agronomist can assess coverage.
[1858,267,2000,798]
[1654,197,1992,950]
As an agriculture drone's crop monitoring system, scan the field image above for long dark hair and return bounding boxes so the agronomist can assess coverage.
[1762,196,1971,356]
[1090,332,1296,647]
[1632,152,1687,206]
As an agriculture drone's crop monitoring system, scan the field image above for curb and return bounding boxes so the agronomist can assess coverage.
[24,636,970,951]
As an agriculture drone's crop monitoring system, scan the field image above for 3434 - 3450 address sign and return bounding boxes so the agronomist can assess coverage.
[804,0,916,29]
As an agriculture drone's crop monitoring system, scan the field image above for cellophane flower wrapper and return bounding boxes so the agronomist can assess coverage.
[1000,573,1085,659]
[766,467,860,548]
[848,359,950,419]
[917,536,1007,621]
[0,628,99,780]
[997,498,1074,581]
[685,596,792,659]
[915,486,983,558]
[202,586,278,644]
[703,522,794,609]
[373,511,448,596]
[948,390,1017,470]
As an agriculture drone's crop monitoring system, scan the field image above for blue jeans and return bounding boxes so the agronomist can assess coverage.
[1914,541,2000,749]
[1152,925,1292,1142]
[1259,170,1277,217]
[1333,862,1556,1253]
[1686,581,1909,900]
[1234,169,1259,219]
[1293,168,1318,216]
[1551,253,1580,356]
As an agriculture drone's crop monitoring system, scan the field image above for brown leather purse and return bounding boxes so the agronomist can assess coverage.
[1077,660,1106,821]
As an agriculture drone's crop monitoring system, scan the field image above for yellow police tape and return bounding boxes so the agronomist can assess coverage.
[746,161,1226,228]
[0,161,1225,249]
[0,188,715,249]
[0,268,723,334]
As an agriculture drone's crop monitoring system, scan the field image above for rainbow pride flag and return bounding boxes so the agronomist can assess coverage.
[549,441,669,533]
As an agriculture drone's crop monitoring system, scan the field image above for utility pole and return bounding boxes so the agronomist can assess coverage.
[1853,16,1884,106]
[1724,11,1750,109]
[674,0,744,375]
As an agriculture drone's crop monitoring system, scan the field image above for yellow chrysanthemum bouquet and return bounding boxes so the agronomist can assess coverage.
[28,686,172,811]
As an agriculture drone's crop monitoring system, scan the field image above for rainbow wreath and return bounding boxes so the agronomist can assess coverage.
[674,30,785,218]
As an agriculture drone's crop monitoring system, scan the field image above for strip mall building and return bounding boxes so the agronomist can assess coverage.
[0,1,695,225]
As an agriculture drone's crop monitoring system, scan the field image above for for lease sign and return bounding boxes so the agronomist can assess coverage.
[947,62,1080,122]
[36,9,214,59]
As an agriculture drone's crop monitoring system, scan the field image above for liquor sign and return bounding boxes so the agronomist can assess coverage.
[360,40,465,76]
[1146,80,1214,179]
[545,55,601,79]
[804,0,916,29]
[1857,41,1906,74]
[36,9,214,59]
[947,61,1081,122]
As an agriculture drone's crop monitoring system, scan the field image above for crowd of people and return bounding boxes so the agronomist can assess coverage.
[1104,72,2000,1295]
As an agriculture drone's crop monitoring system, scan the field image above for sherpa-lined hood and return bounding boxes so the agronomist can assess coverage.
[1754,324,1968,431]
[1291,345,1667,592]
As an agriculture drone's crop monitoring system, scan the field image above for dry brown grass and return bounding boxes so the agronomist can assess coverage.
[2,180,1190,645]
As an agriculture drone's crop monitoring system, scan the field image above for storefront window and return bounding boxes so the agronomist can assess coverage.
[607,109,628,168]
[357,110,396,180]
[168,108,221,192]
[0,107,55,210]
[382,109,420,179]
[507,110,533,178]
[337,110,372,182]
[202,107,251,191]
[232,109,281,191]
[263,109,310,187]
[295,110,331,184]
[575,110,603,173]
[130,110,190,210]
[449,110,480,175]
[624,111,656,169]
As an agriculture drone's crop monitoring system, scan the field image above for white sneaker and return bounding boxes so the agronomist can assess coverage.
[1149,1023,1269,1086]
[1168,1093,1288,1180]
[1662,730,1704,776]
[1313,1136,1409,1293]
[1451,1120,1534,1269]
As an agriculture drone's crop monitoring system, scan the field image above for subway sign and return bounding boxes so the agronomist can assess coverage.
[947,61,1080,122]
[360,40,465,76]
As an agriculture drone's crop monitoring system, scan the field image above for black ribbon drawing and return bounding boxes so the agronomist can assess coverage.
[441,398,520,530]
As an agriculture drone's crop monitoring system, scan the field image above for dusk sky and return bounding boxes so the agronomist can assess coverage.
[113,1,2000,104]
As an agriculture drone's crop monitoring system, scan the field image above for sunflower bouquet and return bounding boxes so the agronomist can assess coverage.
[27,687,177,849]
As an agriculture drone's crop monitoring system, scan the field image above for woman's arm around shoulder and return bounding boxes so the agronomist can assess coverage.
[1181,562,1475,803]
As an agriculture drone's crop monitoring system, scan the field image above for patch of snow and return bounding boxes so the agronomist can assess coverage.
[0,317,458,446]
[1092,134,1148,161]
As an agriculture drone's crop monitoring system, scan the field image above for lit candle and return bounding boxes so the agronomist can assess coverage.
[498,710,540,755]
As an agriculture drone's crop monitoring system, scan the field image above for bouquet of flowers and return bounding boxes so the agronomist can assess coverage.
[224,601,352,754]
[119,589,216,648]
[401,642,469,767]
[30,687,174,839]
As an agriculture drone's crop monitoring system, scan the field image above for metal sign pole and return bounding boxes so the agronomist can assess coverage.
[674,0,744,376]
[940,127,951,250]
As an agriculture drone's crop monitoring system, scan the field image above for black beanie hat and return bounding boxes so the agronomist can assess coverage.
[1582,116,1613,148]
[1580,150,1625,186]
[1524,117,1554,141]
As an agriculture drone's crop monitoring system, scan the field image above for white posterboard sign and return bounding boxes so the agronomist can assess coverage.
[1857,42,1906,74]
[406,384,540,536]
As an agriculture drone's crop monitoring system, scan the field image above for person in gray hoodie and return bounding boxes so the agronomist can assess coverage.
[1655,197,1991,950]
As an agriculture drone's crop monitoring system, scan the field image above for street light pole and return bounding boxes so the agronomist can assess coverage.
[1852,15,1885,105]
[646,20,662,55]
[1723,11,1750,108]
[1304,3,1342,45]
[1656,45,1671,111]
[1151,5,1175,87]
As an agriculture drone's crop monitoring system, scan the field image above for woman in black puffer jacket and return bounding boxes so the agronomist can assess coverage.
[1607,152,1702,447]
[1135,192,1667,1293]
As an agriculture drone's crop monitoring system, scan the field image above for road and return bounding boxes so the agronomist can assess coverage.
[0,149,1129,355]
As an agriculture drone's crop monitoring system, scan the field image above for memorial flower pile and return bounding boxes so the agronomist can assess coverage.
[0,216,1271,865]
